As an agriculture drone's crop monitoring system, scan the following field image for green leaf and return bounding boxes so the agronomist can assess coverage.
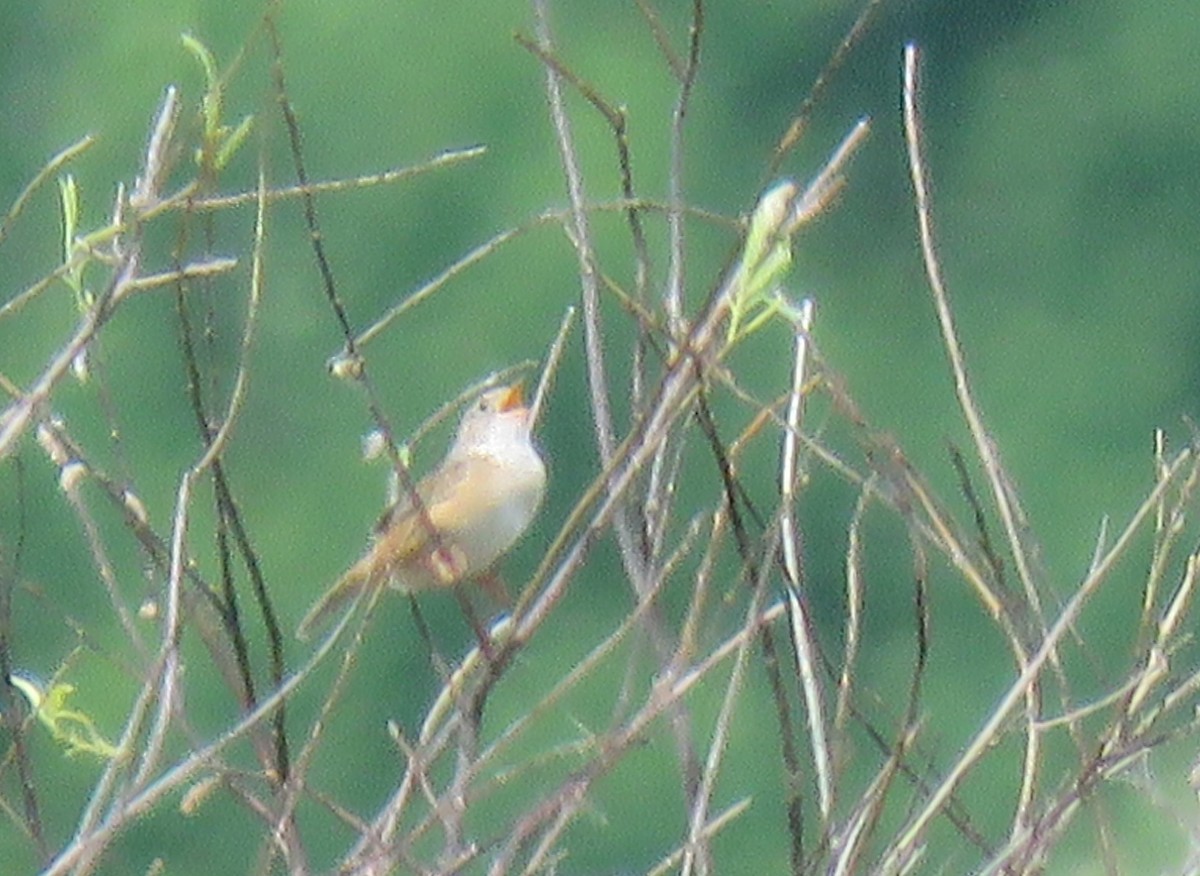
[10,673,119,760]
[214,114,255,171]
[56,174,92,312]
[726,179,800,344]
[182,34,253,173]
[181,33,221,141]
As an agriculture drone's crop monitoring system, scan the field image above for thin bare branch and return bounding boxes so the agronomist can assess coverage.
[902,44,1043,625]
[0,136,95,248]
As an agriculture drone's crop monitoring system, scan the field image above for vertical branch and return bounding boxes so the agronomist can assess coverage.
[680,527,775,876]
[663,0,704,336]
[265,12,470,640]
[530,0,618,473]
[525,9,708,820]
[834,482,869,740]
[779,300,833,826]
[902,45,1042,621]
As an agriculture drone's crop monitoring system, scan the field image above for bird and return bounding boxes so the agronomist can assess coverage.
[297,382,547,641]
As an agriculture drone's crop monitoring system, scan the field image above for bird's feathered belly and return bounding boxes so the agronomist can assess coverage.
[452,466,544,572]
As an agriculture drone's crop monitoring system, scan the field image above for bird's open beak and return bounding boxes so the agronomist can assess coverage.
[496,382,526,412]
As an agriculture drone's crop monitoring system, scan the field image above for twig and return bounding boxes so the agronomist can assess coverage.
[0,88,180,461]
[881,445,1192,869]
[190,146,487,211]
[767,0,885,177]
[778,300,834,827]
[0,136,95,248]
[680,527,774,876]
[530,306,575,429]
[902,44,1042,623]
[663,0,703,336]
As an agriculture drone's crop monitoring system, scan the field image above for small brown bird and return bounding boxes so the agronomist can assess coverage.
[297,383,547,640]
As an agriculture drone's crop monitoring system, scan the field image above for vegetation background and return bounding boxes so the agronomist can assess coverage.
[2,0,1200,873]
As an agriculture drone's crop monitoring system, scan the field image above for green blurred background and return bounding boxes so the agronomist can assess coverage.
[3,0,1200,873]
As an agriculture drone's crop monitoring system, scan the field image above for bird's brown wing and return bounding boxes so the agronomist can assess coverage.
[297,457,498,640]
[373,454,474,532]
[370,455,503,567]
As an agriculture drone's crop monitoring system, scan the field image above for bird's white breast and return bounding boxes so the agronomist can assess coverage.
[456,441,546,571]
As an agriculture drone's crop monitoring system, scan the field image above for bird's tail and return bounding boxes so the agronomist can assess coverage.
[296,556,376,642]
